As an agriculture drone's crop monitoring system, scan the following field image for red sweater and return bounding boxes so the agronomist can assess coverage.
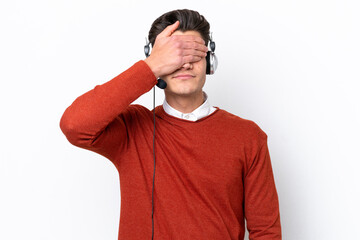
[60,60,281,239]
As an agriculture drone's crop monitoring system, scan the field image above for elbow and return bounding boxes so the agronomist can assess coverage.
[59,111,90,147]
[59,112,77,145]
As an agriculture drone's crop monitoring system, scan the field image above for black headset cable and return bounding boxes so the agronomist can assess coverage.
[151,87,156,240]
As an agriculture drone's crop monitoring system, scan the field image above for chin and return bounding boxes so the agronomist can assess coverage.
[163,76,205,97]
[166,82,194,94]
[166,86,201,97]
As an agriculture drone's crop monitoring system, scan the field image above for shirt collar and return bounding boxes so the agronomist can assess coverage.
[163,92,213,121]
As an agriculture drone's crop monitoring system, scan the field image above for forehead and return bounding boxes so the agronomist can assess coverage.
[172,30,202,38]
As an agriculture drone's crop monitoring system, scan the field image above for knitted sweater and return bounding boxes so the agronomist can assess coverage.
[60,60,281,240]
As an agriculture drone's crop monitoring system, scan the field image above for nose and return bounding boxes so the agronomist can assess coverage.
[181,63,193,70]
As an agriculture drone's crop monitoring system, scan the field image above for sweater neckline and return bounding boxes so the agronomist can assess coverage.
[156,105,221,124]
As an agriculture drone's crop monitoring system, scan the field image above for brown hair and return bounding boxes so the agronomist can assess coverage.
[148,9,210,47]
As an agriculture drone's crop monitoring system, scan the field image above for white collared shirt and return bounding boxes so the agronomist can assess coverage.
[163,92,217,121]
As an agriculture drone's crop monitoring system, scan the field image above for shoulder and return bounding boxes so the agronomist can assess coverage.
[216,108,268,144]
[127,104,151,114]
[120,104,153,122]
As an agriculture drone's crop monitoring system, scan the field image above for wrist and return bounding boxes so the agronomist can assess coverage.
[144,57,160,78]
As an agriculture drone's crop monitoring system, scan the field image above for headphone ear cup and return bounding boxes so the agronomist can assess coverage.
[206,51,211,75]
[144,44,150,57]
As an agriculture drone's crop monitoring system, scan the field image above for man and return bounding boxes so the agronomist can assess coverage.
[60,9,281,240]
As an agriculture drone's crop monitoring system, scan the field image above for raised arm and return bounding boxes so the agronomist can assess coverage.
[59,21,208,162]
[59,61,157,161]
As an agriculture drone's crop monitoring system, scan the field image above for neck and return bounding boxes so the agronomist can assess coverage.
[165,91,205,113]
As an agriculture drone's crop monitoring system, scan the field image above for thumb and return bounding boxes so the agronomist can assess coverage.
[157,21,180,38]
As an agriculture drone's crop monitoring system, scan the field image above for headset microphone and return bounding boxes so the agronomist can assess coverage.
[156,78,167,89]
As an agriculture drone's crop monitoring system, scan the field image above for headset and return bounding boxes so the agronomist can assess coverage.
[144,31,218,240]
[144,32,218,89]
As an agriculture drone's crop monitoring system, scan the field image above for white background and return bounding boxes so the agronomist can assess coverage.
[1,0,359,239]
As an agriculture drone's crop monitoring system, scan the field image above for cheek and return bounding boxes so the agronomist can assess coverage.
[194,58,207,73]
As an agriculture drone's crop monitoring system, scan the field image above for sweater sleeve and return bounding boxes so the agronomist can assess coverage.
[59,60,157,162]
[244,136,282,239]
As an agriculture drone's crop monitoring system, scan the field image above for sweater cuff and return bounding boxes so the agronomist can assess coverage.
[133,60,158,90]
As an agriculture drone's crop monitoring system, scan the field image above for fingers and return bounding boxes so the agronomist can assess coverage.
[177,40,208,63]
[182,49,207,58]
[182,55,203,64]
[174,34,205,45]
[157,21,180,38]
[180,41,208,53]
[148,21,208,76]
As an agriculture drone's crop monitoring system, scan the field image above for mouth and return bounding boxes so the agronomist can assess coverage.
[173,74,195,80]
